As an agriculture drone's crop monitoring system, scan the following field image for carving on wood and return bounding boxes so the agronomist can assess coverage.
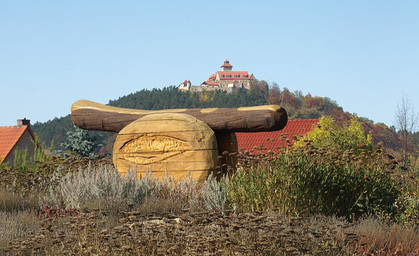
[113,113,218,182]
[118,135,189,165]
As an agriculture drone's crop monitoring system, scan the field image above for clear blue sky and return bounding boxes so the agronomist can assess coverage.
[1,1,418,128]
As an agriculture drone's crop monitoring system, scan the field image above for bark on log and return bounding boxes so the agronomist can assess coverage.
[71,99,287,133]
[113,113,218,182]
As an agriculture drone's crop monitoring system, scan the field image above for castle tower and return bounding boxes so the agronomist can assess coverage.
[220,59,233,71]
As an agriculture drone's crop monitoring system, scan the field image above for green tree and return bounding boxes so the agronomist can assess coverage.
[61,126,103,157]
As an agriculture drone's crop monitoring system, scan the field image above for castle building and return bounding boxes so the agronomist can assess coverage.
[179,60,257,92]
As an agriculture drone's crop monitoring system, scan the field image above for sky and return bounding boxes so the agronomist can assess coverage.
[1,1,418,128]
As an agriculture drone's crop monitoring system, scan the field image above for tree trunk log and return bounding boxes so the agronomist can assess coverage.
[71,99,287,133]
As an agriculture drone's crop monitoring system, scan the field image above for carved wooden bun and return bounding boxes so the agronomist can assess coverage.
[113,113,218,182]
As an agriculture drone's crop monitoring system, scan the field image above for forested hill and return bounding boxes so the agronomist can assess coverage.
[32,83,401,153]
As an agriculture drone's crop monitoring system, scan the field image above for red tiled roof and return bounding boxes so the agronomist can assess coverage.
[217,71,251,80]
[203,80,219,86]
[235,119,319,154]
[0,125,30,162]
[221,59,233,68]
[203,73,218,85]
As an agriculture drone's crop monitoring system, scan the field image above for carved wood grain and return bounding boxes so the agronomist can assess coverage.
[113,113,218,182]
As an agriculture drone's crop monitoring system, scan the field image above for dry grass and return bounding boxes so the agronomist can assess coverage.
[0,211,41,251]
[353,216,419,255]
[0,189,39,212]
[6,211,359,255]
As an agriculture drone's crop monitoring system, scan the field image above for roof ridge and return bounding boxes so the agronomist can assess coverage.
[0,125,28,128]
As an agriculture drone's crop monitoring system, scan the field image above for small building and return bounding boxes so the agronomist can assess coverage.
[178,80,191,91]
[0,119,37,165]
[235,119,319,154]
[178,60,257,92]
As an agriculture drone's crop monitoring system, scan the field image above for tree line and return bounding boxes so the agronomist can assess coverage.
[32,82,406,155]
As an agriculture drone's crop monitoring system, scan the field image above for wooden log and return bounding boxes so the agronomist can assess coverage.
[215,131,238,171]
[71,99,287,133]
[113,113,218,182]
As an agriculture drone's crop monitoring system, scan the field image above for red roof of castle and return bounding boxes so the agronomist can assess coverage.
[0,125,31,162]
[203,80,219,86]
[203,73,218,85]
[221,59,233,68]
[235,119,319,154]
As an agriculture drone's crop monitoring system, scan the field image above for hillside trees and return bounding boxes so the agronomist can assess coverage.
[32,115,74,150]
[31,83,403,154]
[267,82,281,105]
[394,95,419,170]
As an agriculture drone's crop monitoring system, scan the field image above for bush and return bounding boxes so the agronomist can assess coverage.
[43,165,227,214]
[294,116,373,153]
[227,145,400,219]
[44,165,153,209]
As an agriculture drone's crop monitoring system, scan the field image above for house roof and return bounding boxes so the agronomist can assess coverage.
[235,119,319,154]
[0,125,34,163]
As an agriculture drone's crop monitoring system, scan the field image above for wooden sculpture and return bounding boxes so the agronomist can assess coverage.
[113,113,218,182]
[71,99,288,181]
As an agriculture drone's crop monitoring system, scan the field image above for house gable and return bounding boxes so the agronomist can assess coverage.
[0,124,36,165]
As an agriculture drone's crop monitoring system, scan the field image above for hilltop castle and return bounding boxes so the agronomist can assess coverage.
[178,60,257,93]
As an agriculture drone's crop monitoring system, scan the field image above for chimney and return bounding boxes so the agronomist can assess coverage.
[17,118,30,127]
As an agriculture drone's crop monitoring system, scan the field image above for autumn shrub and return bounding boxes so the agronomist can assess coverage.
[293,115,373,153]
[394,167,419,225]
[227,145,400,219]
